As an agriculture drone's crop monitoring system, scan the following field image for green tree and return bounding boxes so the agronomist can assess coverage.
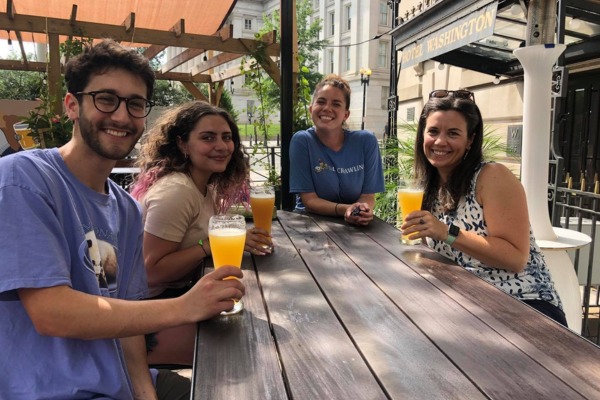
[242,0,328,134]
[0,68,44,100]
[152,80,238,122]
[152,80,194,106]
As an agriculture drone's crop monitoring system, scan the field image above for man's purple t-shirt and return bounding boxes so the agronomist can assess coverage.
[0,149,148,399]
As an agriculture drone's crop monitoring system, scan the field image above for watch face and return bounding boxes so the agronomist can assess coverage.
[449,224,460,236]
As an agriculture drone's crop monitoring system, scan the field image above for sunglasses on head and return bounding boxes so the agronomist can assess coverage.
[326,79,349,90]
[429,90,475,102]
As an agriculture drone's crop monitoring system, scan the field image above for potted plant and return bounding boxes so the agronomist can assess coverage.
[21,92,72,149]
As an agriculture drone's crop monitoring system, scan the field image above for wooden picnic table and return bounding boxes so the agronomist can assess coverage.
[192,210,600,399]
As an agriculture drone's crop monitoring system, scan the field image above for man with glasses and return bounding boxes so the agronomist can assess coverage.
[0,39,245,399]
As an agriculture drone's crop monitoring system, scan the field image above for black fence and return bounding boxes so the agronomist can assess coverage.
[550,184,600,343]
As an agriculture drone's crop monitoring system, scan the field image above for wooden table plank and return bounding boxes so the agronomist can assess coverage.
[192,254,288,400]
[276,212,487,399]
[363,217,600,399]
[253,215,388,400]
[302,212,587,400]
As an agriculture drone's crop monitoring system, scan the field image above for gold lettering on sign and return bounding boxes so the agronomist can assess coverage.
[401,43,423,64]
[426,9,493,53]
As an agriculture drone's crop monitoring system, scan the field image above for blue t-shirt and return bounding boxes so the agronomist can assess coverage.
[289,127,385,209]
[0,149,148,399]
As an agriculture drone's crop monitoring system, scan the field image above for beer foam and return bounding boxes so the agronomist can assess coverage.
[250,193,275,199]
[209,228,246,237]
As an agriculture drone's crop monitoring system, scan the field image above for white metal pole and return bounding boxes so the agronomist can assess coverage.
[513,44,566,241]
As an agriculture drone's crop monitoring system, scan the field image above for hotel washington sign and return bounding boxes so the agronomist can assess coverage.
[400,2,497,69]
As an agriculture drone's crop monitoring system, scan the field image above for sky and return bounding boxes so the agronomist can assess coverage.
[0,39,43,61]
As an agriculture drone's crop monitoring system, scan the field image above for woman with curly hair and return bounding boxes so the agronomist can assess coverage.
[131,101,272,365]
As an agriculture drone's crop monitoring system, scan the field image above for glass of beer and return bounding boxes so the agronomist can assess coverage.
[13,122,39,150]
[398,178,424,245]
[208,214,246,315]
[250,185,275,251]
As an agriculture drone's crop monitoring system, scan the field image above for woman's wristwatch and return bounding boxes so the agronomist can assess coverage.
[445,224,460,246]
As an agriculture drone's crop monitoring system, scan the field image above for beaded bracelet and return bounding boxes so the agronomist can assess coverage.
[198,239,208,257]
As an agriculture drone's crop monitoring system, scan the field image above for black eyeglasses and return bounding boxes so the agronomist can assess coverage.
[76,91,154,118]
[429,90,475,102]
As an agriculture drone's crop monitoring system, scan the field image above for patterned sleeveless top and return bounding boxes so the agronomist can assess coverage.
[425,162,563,309]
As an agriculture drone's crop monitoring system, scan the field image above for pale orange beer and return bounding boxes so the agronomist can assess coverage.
[13,123,38,150]
[209,228,246,269]
[250,185,275,249]
[398,181,424,245]
[208,214,246,314]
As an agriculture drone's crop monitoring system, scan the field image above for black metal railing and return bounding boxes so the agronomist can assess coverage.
[551,183,600,343]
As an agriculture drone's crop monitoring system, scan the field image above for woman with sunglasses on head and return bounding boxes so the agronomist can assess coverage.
[130,101,272,366]
[290,74,385,226]
[401,90,567,326]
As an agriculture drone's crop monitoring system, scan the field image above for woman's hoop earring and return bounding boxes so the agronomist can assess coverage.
[463,148,470,160]
[184,153,189,160]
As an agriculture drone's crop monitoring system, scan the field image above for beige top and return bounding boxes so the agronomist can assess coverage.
[141,172,216,297]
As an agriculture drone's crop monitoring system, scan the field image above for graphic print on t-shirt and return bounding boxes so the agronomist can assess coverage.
[84,230,118,291]
[314,159,333,173]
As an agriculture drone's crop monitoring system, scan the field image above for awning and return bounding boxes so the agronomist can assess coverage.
[0,0,237,46]
[400,1,497,69]
[391,0,600,77]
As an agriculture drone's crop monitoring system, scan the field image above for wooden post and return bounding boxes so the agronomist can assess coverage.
[280,0,295,210]
[47,33,62,116]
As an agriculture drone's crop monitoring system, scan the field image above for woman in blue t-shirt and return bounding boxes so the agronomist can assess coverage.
[290,74,384,226]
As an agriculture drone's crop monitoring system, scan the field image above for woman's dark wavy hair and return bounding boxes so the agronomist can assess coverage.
[131,101,248,201]
[414,96,484,212]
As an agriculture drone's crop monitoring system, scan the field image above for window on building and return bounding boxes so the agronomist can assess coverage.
[344,46,351,71]
[407,107,415,121]
[244,18,252,31]
[378,41,389,68]
[379,2,389,26]
[329,11,335,36]
[328,49,334,73]
[381,86,389,110]
[344,4,351,31]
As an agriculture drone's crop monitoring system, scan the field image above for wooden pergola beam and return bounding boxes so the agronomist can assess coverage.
[156,71,211,83]
[0,10,282,102]
[0,13,279,57]
[5,0,27,65]
[143,19,184,59]
[0,59,48,71]
[63,5,78,63]
[210,63,248,83]
[47,33,61,115]
[142,44,166,60]
[0,58,215,85]
[122,12,135,33]
[161,24,234,73]
[190,51,241,76]
[180,81,208,101]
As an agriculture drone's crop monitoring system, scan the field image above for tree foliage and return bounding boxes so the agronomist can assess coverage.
[0,67,44,100]
[152,81,195,106]
[241,0,328,134]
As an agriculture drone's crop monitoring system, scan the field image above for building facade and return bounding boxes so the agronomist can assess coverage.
[219,0,393,136]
